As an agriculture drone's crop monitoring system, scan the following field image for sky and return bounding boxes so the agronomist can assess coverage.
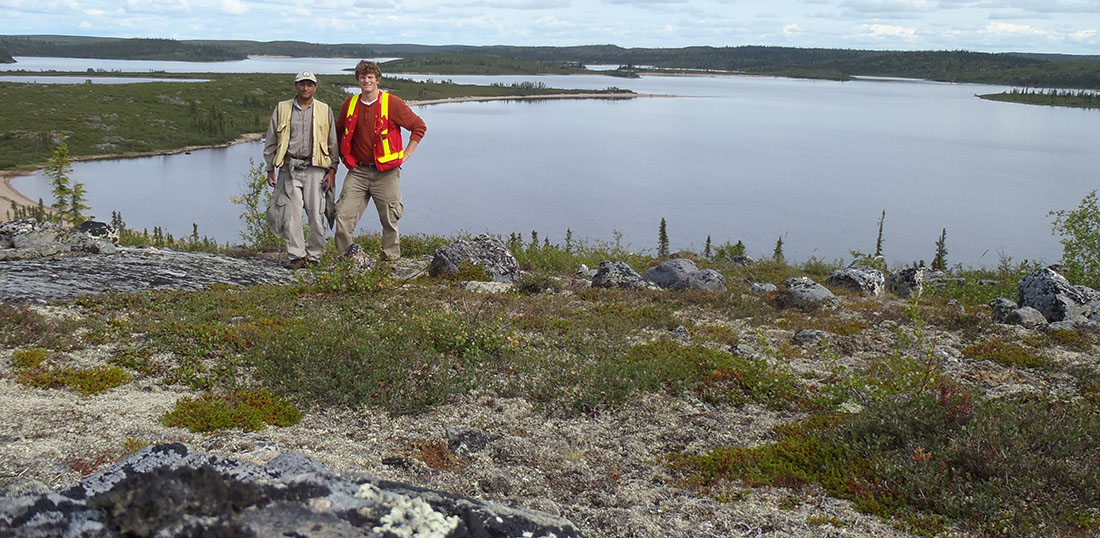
[1,0,1098,55]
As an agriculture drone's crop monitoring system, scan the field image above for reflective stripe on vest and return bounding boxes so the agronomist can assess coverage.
[376,92,404,166]
[340,92,404,171]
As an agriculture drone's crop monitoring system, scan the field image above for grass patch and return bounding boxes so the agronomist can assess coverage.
[17,364,132,396]
[962,340,1048,369]
[160,388,303,433]
[672,383,1100,537]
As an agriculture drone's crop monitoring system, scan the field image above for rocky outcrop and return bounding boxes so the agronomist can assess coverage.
[0,443,584,538]
[0,246,294,303]
[989,298,1018,323]
[885,267,928,299]
[591,261,651,289]
[779,277,839,310]
[1017,267,1100,323]
[825,266,884,296]
[643,259,727,291]
[428,234,521,283]
[1005,306,1048,329]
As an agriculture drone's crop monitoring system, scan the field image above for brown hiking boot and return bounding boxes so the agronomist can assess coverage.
[285,258,307,270]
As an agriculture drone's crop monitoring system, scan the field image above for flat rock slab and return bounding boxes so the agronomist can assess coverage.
[0,247,296,303]
[0,443,585,538]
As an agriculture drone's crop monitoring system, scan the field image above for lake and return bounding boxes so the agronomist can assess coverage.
[12,71,1100,267]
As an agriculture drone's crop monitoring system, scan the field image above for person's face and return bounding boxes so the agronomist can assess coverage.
[357,73,378,94]
[295,80,317,100]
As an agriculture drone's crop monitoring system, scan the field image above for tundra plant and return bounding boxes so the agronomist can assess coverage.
[1050,190,1100,288]
[230,158,281,250]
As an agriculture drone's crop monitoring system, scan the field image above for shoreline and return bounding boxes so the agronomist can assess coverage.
[0,94,660,213]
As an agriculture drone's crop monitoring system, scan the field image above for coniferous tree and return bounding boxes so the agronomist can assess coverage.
[932,228,948,271]
[46,142,73,222]
[773,236,784,262]
[704,235,712,259]
[874,209,886,257]
[67,182,90,226]
[658,218,669,258]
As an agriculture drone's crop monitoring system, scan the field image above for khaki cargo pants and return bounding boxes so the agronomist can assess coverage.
[334,164,403,260]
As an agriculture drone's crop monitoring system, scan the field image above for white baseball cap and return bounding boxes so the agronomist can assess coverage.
[294,71,318,83]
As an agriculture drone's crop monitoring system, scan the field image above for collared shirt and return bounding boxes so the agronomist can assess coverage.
[263,97,338,172]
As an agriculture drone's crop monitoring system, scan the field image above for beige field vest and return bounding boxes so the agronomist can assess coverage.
[272,99,333,169]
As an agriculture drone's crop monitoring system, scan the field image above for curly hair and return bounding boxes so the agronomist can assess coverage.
[354,60,382,80]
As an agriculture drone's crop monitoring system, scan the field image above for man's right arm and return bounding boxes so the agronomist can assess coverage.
[262,108,279,174]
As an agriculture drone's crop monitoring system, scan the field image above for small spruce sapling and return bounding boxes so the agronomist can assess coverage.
[658,218,669,258]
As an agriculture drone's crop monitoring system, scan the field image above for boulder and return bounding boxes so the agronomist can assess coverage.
[685,269,727,291]
[793,329,829,346]
[989,298,1018,323]
[1017,267,1100,322]
[885,267,928,298]
[643,260,727,291]
[780,277,839,310]
[337,242,375,271]
[727,255,754,266]
[1005,306,1048,329]
[643,259,698,288]
[428,234,520,283]
[71,220,120,244]
[825,266,884,296]
[0,443,584,538]
[751,282,777,295]
[591,261,649,289]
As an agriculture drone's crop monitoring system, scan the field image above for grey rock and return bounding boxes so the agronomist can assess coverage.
[576,264,597,278]
[685,269,727,291]
[0,219,61,248]
[336,243,375,271]
[0,247,295,303]
[989,297,1018,323]
[0,443,584,538]
[591,261,648,289]
[1047,319,1100,333]
[780,277,840,310]
[729,343,757,358]
[825,266,884,296]
[428,234,520,283]
[669,325,691,340]
[71,221,119,244]
[1017,267,1100,322]
[1005,307,1048,329]
[793,329,829,345]
[886,267,928,298]
[978,279,1000,287]
[751,282,777,295]
[727,255,754,266]
[11,228,64,250]
[643,259,698,288]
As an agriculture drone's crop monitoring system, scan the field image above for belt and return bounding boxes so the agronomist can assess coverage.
[357,161,376,169]
[288,154,310,160]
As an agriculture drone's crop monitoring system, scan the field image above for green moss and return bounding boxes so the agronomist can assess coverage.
[962,340,1048,368]
[161,389,303,433]
[12,347,50,369]
[18,365,133,396]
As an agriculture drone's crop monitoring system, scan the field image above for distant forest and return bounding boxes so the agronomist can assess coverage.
[2,34,1099,88]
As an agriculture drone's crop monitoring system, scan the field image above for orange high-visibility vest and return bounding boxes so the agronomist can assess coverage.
[339,92,405,171]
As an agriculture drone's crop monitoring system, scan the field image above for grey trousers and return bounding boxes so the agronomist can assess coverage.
[279,165,327,261]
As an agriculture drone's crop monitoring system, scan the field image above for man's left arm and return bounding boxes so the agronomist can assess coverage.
[394,97,426,164]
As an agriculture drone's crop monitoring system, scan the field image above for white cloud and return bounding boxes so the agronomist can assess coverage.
[1069,28,1098,40]
[221,0,247,14]
[861,23,917,39]
[124,0,189,13]
[784,23,801,36]
[78,20,91,28]
[979,21,1047,37]
[841,0,934,13]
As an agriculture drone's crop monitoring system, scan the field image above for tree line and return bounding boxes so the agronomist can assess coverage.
[3,35,1099,88]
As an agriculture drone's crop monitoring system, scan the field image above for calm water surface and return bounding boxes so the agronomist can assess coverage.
[14,73,1100,267]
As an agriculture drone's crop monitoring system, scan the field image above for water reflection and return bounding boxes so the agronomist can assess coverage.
[12,74,1100,267]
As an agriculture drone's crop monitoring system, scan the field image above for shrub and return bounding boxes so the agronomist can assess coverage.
[1050,190,1100,289]
[161,389,303,433]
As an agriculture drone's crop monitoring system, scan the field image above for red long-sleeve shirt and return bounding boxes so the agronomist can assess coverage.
[335,92,426,166]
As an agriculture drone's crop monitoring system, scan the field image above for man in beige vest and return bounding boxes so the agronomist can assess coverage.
[263,71,338,269]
